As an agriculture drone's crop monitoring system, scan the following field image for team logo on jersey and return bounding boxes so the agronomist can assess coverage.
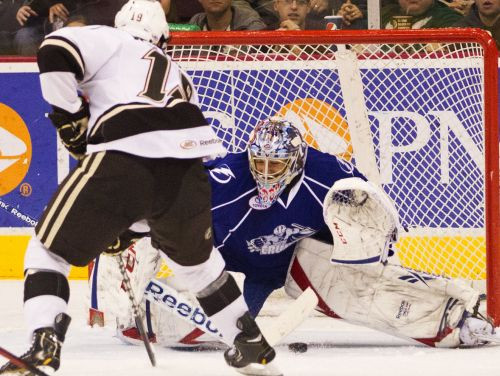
[0,104,32,196]
[180,140,197,149]
[209,164,235,184]
[275,98,353,161]
[246,223,315,255]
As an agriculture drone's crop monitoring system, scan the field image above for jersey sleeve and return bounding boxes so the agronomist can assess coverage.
[37,26,119,113]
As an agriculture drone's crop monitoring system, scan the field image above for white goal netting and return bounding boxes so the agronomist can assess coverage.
[166,36,493,284]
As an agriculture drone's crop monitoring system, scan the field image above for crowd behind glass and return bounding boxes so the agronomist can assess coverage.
[0,0,498,56]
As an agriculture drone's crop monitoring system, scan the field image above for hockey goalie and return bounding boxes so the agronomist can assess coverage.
[90,118,496,349]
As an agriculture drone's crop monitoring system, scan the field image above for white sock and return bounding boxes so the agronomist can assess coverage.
[24,295,67,342]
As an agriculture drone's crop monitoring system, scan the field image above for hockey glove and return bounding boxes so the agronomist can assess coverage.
[48,99,89,160]
[103,229,150,256]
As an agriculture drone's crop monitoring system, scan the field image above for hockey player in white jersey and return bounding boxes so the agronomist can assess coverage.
[104,117,495,350]
[0,1,277,375]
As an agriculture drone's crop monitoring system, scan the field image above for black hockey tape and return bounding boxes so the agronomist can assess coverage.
[196,273,241,317]
[24,271,70,303]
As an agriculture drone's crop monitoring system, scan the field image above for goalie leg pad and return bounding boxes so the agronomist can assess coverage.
[323,177,400,264]
[285,238,479,347]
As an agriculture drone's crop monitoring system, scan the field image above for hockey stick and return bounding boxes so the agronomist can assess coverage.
[232,288,318,376]
[259,287,318,346]
[116,254,156,366]
[0,346,49,376]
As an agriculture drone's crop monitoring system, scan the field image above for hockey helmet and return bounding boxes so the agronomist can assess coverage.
[115,0,169,46]
[248,117,307,206]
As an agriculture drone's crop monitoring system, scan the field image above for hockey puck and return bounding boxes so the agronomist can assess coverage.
[288,342,308,353]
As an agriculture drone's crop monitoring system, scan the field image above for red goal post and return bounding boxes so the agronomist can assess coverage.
[164,29,500,324]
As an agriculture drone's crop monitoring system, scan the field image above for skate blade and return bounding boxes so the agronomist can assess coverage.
[235,362,283,376]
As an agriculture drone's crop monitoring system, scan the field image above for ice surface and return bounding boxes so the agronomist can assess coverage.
[1,280,500,376]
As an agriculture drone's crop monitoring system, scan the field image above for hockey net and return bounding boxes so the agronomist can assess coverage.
[90,29,499,325]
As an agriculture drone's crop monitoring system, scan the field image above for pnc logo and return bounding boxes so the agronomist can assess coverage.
[0,103,32,196]
[275,98,353,161]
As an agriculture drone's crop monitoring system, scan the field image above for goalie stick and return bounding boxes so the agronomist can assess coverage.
[116,254,156,367]
[0,346,49,376]
[235,287,319,376]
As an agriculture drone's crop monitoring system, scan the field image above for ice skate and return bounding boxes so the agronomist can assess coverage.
[224,312,281,376]
[0,313,71,376]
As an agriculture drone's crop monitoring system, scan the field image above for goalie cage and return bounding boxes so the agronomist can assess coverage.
[89,29,500,327]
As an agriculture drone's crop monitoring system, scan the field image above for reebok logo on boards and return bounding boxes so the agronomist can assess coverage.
[0,103,32,196]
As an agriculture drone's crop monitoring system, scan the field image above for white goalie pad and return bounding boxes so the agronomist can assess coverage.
[90,237,225,347]
[323,177,400,264]
[285,238,480,347]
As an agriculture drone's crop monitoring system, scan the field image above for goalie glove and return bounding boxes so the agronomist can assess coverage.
[48,99,89,160]
[103,229,150,256]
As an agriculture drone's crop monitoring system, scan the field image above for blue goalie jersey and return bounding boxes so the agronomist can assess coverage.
[206,147,366,315]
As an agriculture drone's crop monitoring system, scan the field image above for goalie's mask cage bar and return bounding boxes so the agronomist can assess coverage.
[162,29,499,323]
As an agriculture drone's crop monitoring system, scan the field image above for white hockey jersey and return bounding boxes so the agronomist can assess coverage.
[37,25,225,159]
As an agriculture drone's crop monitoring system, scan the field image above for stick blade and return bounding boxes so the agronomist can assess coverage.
[0,346,50,376]
[260,287,318,346]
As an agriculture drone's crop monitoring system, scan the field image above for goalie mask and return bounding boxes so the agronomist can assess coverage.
[248,118,307,208]
[115,0,170,46]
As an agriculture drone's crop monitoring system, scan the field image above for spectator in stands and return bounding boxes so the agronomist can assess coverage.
[13,0,71,55]
[63,0,171,28]
[334,0,366,29]
[170,0,203,22]
[189,0,267,30]
[61,0,127,26]
[233,0,279,29]
[442,0,474,14]
[453,0,500,48]
[274,0,310,30]
[0,0,23,54]
[303,0,330,29]
[381,0,464,28]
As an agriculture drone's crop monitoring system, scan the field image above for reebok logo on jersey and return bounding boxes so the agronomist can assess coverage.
[0,104,32,196]
[209,164,235,184]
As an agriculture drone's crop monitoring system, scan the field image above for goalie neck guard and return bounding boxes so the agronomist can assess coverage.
[115,0,169,46]
[248,118,307,207]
